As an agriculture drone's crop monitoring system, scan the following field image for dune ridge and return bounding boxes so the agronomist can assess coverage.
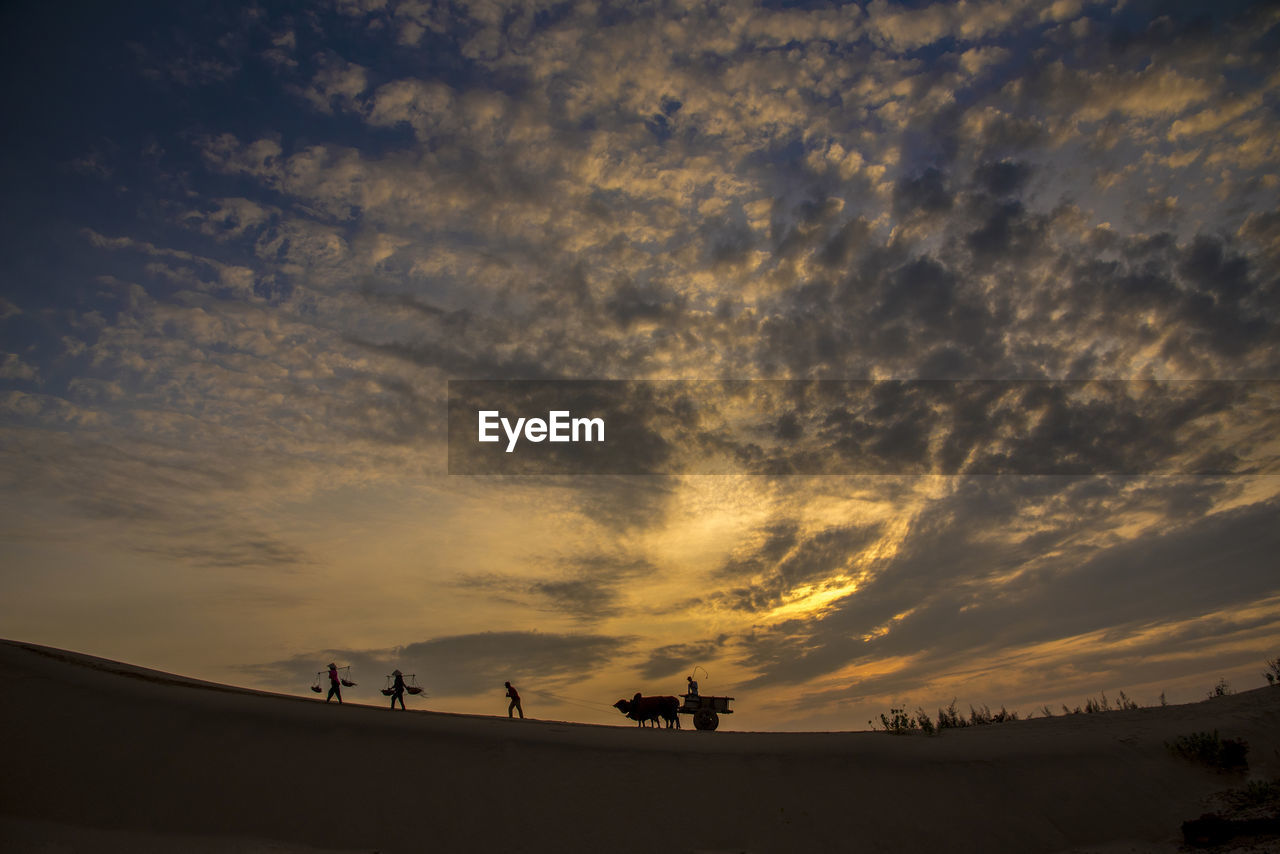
[2,638,1277,853]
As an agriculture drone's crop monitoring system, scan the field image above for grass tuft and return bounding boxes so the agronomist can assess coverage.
[1206,678,1234,699]
[1166,730,1249,771]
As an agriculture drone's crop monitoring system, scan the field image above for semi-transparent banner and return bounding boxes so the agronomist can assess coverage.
[447,380,1279,475]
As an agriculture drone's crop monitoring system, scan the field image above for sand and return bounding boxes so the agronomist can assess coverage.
[1,638,1277,853]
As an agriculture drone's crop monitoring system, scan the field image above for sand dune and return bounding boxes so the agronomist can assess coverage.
[2,639,1277,853]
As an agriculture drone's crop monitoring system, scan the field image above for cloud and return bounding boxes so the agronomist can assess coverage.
[893,168,953,217]
[865,0,1037,51]
[135,539,307,569]
[293,53,368,114]
[973,159,1032,196]
[736,483,1279,693]
[0,354,39,382]
[455,554,659,622]
[181,198,277,242]
[716,522,884,613]
[640,636,729,680]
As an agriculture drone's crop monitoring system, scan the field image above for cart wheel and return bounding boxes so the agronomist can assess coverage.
[694,709,719,731]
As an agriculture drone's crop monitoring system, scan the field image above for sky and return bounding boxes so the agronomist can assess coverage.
[1,0,1278,731]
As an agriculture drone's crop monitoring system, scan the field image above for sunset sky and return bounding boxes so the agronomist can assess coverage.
[1,0,1278,731]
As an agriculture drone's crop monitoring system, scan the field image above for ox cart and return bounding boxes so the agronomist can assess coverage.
[679,694,734,731]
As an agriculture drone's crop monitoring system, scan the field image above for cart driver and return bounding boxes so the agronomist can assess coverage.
[686,674,699,697]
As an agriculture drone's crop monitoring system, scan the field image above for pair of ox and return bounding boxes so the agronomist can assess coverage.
[613,693,681,728]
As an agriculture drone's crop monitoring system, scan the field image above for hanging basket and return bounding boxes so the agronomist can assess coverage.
[380,688,394,696]
[406,686,424,695]
[340,679,357,687]
[310,685,322,693]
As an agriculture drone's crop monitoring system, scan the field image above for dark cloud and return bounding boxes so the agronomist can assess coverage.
[716,522,883,613]
[701,216,756,269]
[559,475,677,534]
[357,282,449,318]
[973,160,1032,197]
[892,167,953,217]
[815,217,871,269]
[738,483,1278,692]
[345,333,562,382]
[133,533,309,569]
[1179,235,1253,304]
[455,554,658,622]
[1240,209,1280,262]
[714,521,801,582]
[639,636,728,680]
[605,277,688,330]
[969,111,1047,156]
[877,255,956,325]
[964,199,1045,261]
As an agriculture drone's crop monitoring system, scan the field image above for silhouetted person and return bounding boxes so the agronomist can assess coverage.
[327,663,342,704]
[390,669,406,710]
[505,681,523,718]
[686,675,699,697]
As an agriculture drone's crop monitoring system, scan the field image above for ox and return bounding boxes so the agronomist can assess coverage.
[613,693,681,729]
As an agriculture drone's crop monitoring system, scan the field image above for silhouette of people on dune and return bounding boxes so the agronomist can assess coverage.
[390,669,406,710]
[326,663,342,704]
[505,681,524,718]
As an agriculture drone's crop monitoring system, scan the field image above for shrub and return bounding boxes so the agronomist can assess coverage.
[914,707,936,735]
[1207,678,1233,699]
[1265,656,1279,686]
[937,699,967,730]
[1233,779,1280,806]
[1082,690,1139,713]
[878,707,917,734]
[875,689,1134,735]
[1166,730,1249,771]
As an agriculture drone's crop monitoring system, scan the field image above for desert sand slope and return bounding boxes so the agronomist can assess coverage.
[1,640,1277,854]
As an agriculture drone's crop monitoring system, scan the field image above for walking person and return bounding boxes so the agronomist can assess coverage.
[326,662,342,704]
[389,669,407,710]
[505,681,524,719]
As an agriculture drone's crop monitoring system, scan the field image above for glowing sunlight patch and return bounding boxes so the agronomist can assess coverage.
[766,577,862,622]
[860,608,916,643]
